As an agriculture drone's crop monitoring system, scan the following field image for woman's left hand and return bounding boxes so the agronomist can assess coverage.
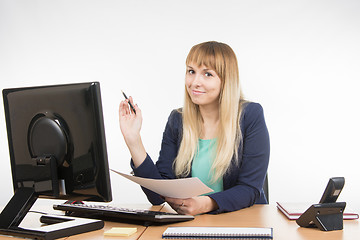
[164,196,218,215]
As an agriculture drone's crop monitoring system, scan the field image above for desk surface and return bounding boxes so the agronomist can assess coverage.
[139,204,360,240]
[1,202,359,240]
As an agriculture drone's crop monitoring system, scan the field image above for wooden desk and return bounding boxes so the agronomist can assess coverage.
[139,204,360,240]
[1,203,358,239]
[66,220,145,240]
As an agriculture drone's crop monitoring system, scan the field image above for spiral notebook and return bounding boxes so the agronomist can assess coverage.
[162,227,273,239]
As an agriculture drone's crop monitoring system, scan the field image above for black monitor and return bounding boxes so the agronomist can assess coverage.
[0,82,112,239]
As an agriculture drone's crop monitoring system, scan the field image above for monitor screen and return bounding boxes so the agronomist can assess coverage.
[2,82,112,202]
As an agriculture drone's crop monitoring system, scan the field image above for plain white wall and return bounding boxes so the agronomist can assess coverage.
[1,0,359,212]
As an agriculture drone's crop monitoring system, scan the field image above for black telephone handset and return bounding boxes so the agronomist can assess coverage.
[319,177,345,204]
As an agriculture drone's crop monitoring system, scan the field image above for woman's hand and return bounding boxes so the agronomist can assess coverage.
[164,196,218,215]
[118,96,146,167]
[119,96,142,144]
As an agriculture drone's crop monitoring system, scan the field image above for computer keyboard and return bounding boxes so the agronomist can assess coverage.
[53,203,194,224]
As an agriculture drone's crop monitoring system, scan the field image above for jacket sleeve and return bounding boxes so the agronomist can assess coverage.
[208,102,270,213]
[130,109,181,205]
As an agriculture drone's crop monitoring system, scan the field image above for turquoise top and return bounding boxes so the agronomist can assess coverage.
[191,139,223,194]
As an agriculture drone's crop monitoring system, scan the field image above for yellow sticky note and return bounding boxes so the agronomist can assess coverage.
[104,227,137,237]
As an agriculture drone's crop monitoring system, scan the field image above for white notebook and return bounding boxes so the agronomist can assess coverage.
[162,227,273,239]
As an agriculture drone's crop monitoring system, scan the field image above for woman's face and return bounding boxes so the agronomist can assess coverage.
[185,63,221,108]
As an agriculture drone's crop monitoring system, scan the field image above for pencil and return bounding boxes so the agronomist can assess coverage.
[121,90,136,114]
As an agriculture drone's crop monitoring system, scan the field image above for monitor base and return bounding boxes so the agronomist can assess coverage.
[0,188,104,240]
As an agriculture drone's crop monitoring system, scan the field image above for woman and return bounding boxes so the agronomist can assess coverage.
[119,41,270,215]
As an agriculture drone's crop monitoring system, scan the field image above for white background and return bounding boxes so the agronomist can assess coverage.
[0,0,359,212]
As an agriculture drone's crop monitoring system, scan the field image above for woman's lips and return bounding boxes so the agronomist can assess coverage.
[192,90,205,95]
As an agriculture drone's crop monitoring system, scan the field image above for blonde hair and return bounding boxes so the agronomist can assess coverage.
[174,41,245,182]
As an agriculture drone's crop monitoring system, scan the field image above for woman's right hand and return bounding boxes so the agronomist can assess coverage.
[119,96,147,167]
[119,96,142,145]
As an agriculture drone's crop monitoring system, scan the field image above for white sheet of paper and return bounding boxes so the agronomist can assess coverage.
[111,169,213,198]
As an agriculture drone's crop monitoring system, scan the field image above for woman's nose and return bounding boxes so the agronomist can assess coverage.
[192,74,202,86]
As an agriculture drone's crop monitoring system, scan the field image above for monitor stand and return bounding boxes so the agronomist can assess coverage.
[0,187,104,240]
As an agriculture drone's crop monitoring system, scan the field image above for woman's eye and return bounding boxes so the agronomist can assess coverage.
[205,72,213,77]
[188,69,195,74]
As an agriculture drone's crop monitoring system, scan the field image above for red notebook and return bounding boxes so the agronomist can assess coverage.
[276,202,359,220]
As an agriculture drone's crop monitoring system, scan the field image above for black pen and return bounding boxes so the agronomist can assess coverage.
[121,90,136,114]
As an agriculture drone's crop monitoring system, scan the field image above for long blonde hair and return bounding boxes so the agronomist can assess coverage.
[174,41,245,182]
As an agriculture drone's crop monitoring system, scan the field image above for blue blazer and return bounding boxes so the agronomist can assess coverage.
[131,102,270,214]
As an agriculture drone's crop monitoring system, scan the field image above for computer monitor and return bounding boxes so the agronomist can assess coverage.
[0,82,112,238]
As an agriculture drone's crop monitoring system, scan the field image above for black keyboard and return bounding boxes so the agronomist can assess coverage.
[53,203,194,224]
